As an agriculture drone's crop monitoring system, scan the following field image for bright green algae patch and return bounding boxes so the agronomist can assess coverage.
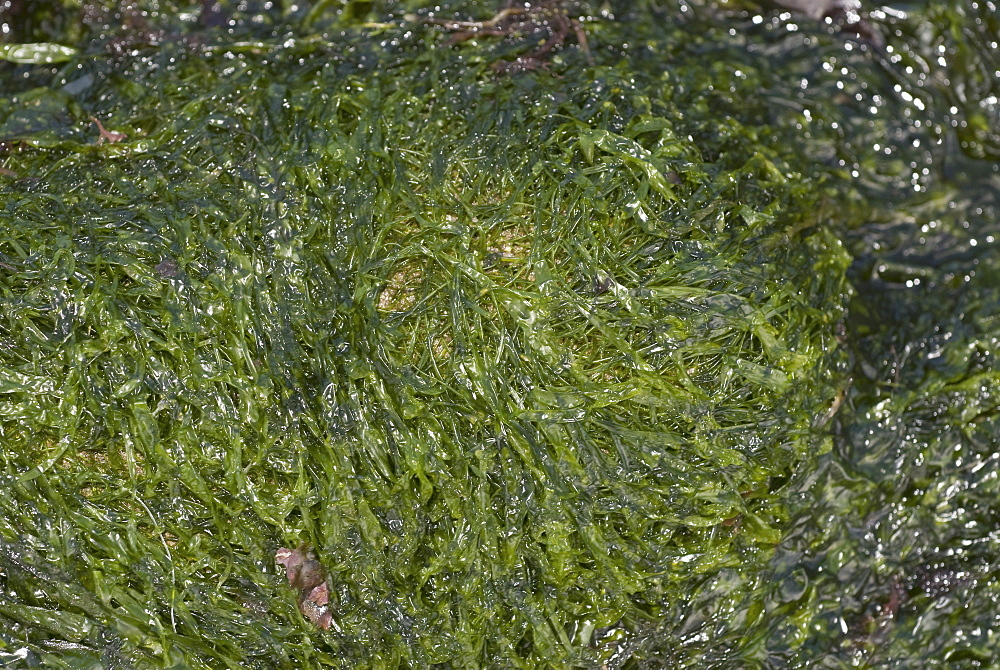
[0,2,859,667]
[0,45,846,670]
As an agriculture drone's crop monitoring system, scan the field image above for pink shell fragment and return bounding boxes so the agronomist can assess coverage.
[305,582,329,607]
[275,544,333,630]
[275,546,308,585]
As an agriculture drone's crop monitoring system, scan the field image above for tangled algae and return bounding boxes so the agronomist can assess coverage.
[0,1,866,667]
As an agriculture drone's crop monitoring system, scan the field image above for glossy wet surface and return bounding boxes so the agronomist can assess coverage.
[1,1,998,667]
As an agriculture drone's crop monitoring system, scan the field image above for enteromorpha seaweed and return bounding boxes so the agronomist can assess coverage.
[2,1,998,667]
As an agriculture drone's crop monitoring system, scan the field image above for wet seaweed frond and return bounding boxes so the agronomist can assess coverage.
[24,0,1000,667]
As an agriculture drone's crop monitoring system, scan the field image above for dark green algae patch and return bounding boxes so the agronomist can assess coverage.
[0,0,998,667]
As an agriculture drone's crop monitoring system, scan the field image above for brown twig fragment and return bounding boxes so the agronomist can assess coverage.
[424,0,594,73]
[91,116,127,145]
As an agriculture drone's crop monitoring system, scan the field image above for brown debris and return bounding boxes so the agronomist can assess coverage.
[275,544,333,630]
[423,0,593,73]
[91,117,127,145]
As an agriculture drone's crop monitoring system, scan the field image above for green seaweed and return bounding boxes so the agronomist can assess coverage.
[1,0,998,667]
